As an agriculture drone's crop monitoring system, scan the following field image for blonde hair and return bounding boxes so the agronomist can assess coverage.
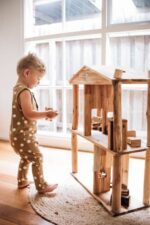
[17,53,46,76]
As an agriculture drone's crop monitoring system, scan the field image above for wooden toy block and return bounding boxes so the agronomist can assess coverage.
[121,184,130,208]
[127,137,141,147]
[121,195,130,208]
[110,195,130,209]
[127,130,136,137]
[91,116,102,130]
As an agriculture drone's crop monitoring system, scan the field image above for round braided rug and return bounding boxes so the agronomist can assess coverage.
[28,174,150,225]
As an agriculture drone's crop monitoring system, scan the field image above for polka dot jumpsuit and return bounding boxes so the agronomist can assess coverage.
[10,84,48,191]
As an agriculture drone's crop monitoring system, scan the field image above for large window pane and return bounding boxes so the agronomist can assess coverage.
[56,42,63,85]
[122,89,147,131]
[65,0,102,31]
[37,88,51,110]
[56,89,63,132]
[25,0,63,37]
[36,43,50,81]
[24,0,149,140]
[34,0,62,25]
[110,0,150,24]
[109,34,150,71]
[66,89,72,132]
[25,0,101,37]
[36,88,55,132]
[108,33,148,134]
[66,38,101,82]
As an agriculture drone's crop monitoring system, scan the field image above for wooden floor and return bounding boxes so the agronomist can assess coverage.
[0,141,81,225]
[0,141,145,224]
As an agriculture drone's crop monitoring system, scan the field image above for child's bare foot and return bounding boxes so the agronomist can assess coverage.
[18,181,32,189]
[38,184,58,194]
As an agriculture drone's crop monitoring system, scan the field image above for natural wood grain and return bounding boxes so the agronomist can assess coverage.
[0,203,50,225]
[72,133,78,173]
[72,129,147,155]
[112,155,122,214]
[93,145,111,194]
[0,218,17,225]
[113,80,122,153]
[122,155,129,187]
[70,66,149,215]
[72,85,79,129]
[112,80,122,213]
[101,86,108,134]
[72,85,79,173]
[84,85,92,136]
[143,72,150,205]
[0,141,57,225]
[69,65,149,85]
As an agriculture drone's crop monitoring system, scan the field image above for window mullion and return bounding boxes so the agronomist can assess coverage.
[62,40,67,133]
[49,40,56,86]
[101,0,107,65]
[49,40,57,132]
[62,0,66,31]
[62,88,67,134]
[52,88,57,133]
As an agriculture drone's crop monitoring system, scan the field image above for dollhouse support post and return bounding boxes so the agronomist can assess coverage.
[72,85,79,173]
[84,85,92,136]
[93,145,111,194]
[112,78,122,214]
[102,86,107,134]
[112,155,122,213]
[93,145,101,194]
[143,72,150,205]
[122,155,129,187]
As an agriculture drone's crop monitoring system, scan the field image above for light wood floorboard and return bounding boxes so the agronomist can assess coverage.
[0,141,69,225]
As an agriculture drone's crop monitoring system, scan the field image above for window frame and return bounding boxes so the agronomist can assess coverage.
[107,0,150,26]
[24,0,150,148]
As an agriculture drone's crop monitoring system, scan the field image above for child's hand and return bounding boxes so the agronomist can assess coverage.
[46,110,58,120]
[45,107,58,120]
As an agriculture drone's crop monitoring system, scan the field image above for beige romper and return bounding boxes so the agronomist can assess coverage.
[10,83,47,191]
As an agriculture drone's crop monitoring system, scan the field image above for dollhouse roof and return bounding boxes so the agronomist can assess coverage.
[69,65,149,85]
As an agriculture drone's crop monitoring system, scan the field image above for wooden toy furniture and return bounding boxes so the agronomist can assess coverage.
[69,66,150,215]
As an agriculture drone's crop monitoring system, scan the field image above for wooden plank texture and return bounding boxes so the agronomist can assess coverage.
[0,203,50,225]
[0,141,56,225]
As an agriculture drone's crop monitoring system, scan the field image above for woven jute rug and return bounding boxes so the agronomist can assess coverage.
[28,173,150,225]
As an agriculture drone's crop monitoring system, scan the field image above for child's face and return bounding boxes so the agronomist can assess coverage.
[25,69,45,88]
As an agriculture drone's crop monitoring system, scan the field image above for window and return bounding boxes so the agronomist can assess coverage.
[25,36,101,136]
[34,0,63,25]
[108,32,150,71]
[107,31,150,132]
[25,0,102,38]
[24,0,149,145]
[109,0,150,24]
[66,38,101,81]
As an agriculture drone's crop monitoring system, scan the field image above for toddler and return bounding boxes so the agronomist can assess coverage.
[10,53,58,194]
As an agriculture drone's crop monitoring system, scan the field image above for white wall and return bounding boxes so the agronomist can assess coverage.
[0,0,24,140]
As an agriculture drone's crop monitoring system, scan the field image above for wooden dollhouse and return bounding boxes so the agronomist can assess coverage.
[69,65,150,215]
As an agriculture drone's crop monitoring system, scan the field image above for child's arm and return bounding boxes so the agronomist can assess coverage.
[19,90,58,120]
